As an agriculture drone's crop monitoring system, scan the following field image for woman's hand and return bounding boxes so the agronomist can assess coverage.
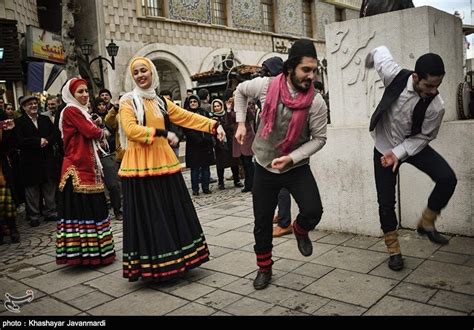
[271,155,293,170]
[167,131,179,147]
[216,125,225,142]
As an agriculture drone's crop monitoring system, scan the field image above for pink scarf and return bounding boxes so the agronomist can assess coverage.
[260,73,314,153]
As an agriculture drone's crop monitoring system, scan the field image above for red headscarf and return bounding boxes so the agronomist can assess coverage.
[69,78,88,95]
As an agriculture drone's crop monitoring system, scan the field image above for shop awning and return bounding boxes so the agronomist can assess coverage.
[27,62,68,94]
[194,81,227,89]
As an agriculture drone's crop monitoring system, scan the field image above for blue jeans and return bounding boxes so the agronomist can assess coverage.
[191,166,210,192]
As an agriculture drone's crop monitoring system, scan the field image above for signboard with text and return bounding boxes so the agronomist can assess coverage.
[26,25,65,64]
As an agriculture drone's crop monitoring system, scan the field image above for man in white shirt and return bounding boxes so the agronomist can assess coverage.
[366,46,457,271]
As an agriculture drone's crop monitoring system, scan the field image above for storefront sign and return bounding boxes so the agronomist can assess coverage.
[26,25,65,64]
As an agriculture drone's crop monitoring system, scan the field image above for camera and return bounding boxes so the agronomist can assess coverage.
[91,114,99,120]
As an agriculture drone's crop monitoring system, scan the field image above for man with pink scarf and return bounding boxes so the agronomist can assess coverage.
[235,39,328,290]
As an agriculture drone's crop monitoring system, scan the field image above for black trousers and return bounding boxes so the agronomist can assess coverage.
[374,146,457,233]
[253,163,323,254]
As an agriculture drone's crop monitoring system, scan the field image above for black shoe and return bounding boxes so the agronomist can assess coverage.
[202,189,211,194]
[218,184,225,190]
[192,191,199,196]
[388,254,404,271]
[44,215,58,222]
[417,227,449,245]
[234,182,243,188]
[241,187,251,193]
[209,178,217,184]
[295,234,313,257]
[253,271,272,290]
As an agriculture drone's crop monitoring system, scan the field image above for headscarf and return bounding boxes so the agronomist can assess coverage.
[119,56,166,150]
[211,99,225,117]
[59,77,104,176]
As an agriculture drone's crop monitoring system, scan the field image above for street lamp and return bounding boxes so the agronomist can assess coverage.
[80,39,119,88]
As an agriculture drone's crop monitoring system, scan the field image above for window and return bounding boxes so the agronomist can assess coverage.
[261,0,274,32]
[211,0,227,25]
[302,0,313,38]
[335,7,346,22]
[141,0,164,17]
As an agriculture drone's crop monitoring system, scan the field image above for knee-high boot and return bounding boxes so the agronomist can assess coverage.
[384,230,403,271]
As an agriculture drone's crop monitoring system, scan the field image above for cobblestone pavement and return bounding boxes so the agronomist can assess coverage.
[0,166,473,317]
[0,166,246,267]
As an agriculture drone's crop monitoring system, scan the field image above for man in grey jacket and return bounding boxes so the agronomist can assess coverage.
[234,39,328,290]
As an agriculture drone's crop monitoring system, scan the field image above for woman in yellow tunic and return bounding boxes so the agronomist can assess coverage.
[119,57,225,282]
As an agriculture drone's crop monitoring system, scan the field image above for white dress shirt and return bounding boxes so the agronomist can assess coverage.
[368,46,445,161]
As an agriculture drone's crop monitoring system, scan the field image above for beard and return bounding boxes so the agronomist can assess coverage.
[290,71,312,93]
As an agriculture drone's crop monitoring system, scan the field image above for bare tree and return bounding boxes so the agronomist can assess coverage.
[62,0,79,77]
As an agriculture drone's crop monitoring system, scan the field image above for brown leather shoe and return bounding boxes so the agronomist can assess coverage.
[272,224,293,237]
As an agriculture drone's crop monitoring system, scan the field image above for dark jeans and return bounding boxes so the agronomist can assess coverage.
[240,155,254,190]
[191,166,210,192]
[253,163,323,254]
[277,188,291,228]
[374,146,457,233]
[217,166,240,185]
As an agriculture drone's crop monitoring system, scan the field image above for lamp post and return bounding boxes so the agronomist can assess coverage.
[80,39,119,89]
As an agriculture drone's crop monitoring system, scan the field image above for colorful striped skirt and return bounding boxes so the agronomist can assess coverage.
[0,186,17,219]
[56,178,115,266]
[122,172,209,282]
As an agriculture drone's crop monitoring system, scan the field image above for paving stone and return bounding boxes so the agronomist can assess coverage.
[24,254,56,266]
[201,226,230,236]
[67,290,114,311]
[22,266,106,294]
[272,258,305,272]
[221,278,256,296]
[272,272,317,291]
[303,269,398,308]
[234,223,253,233]
[37,261,69,273]
[262,305,308,316]
[439,237,474,256]
[313,300,367,316]
[369,256,424,280]
[317,232,354,245]
[202,250,256,277]
[52,284,97,302]
[168,282,216,300]
[166,302,217,315]
[88,287,188,315]
[405,260,474,295]
[428,250,471,266]
[311,246,388,273]
[309,230,332,241]
[195,289,243,310]
[206,231,255,249]
[85,270,146,298]
[273,241,335,262]
[222,297,274,315]
[292,263,334,279]
[0,297,80,316]
[365,296,465,316]
[428,290,474,313]
[0,276,46,303]
[179,268,214,282]
[204,215,253,230]
[208,246,234,258]
[3,264,45,280]
[342,235,381,249]
[197,272,240,288]
[388,282,437,303]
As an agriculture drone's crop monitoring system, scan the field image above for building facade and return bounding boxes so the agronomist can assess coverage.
[0,0,361,104]
[75,0,360,101]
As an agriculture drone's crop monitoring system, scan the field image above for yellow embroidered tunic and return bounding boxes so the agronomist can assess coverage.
[119,97,217,177]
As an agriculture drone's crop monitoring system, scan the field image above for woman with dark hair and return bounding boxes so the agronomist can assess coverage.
[56,77,116,266]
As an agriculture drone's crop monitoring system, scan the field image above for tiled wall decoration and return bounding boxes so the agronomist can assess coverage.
[231,0,262,31]
[277,0,303,36]
[169,0,211,23]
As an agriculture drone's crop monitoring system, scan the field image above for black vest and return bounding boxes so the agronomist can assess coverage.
[369,69,436,136]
